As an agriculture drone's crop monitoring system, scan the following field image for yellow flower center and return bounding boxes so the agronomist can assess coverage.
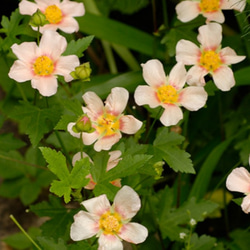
[199,50,222,72]
[199,0,220,12]
[99,211,122,235]
[33,55,54,76]
[96,113,120,137]
[44,5,63,24]
[157,85,179,104]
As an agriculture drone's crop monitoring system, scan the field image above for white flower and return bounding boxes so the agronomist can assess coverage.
[68,87,142,152]
[176,0,246,23]
[19,0,85,33]
[134,59,208,126]
[226,163,250,214]
[176,23,245,91]
[70,185,148,250]
[72,150,122,190]
[179,232,187,239]
[8,30,79,96]
[190,218,196,226]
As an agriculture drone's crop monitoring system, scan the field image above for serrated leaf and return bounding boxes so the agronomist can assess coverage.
[0,133,26,151]
[153,128,195,174]
[190,233,217,250]
[37,237,67,250]
[63,35,94,57]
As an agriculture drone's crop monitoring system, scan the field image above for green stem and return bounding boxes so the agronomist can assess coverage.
[161,0,168,29]
[10,215,42,250]
[102,40,118,74]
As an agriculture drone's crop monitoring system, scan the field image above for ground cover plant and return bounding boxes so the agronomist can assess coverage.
[1,0,250,249]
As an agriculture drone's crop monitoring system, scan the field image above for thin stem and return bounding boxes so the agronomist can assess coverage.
[10,215,42,250]
[161,0,168,29]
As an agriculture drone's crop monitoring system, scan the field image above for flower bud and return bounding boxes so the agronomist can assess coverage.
[29,9,49,28]
[72,114,94,133]
[70,62,92,81]
[153,161,164,180]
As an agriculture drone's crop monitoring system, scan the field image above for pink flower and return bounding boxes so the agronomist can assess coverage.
[176,22,245,91]
[68,87,142,152]
[72,150,122,190]
[19,0,85,33]
[8,30,80,96]
[70,185,148,249]
[226,164,250,214]
[176,0,246,23]
[134,59,208,127]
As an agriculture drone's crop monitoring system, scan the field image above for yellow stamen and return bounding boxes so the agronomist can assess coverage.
[96,113,120,136]
[199,0,220,12]
[157,85,179,104]
[44,5,63,24]
[33,55,54,76]
[199,50,222,72]
[99,211,122,235]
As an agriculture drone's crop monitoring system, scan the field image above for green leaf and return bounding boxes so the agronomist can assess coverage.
[63,35,94,57]
[190,233,217,250]
[0,133,26,151]
[37,237,67,250]
[153,128,195,174]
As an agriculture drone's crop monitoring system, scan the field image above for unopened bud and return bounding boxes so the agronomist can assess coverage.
[70,62,92,81]
[153,161,164,180]
[29,9,49,28]
[72,114,94,133]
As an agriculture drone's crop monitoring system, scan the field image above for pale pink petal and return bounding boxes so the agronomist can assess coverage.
[81,131,99,145]
[82,92,104,119]
[67,122,81,138]
[61,0,85,16]
[203,10,225,23]
[39,31,67,58]
[110,179,121,188]
[70,211,99,241]
[160,105,183,126]
[39,25,58,33]
[212,66,235,91]
[35,0,59,8]
[105,87,128,115]
[8,61,33,82]
[56,17,80,33]
[134,85,159,108]
[168,62,187,90]
[84,174,96,190]
[220,47,246,64]
[197,23,222,49]
[94,133,121,152]
[175,40,200,65]
[120,115,142,134]
[186,65,207,86]
[241,195,250,214]
[107,150,122,171]
[226,167,250,193]
[81,194,110,216]
[221,0,246,11]
[31,77,58,96]
[118,223,148,244]
[19,0,38,15]
[55,55,80,81]
[175,1,200,22]
[179,86,207,111]
[98,234,123,250]
[141,59,166,87]
[113,186,141,220]
[72,152,91,165]
[11,42,38,62]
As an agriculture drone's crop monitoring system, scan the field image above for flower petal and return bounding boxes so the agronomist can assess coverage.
[212,66,235,91]
[141,59,166,87]
[56,17,80,33]
[81,131,99,145]
[119,222,148,244]
[186,65,207,86]
[105,87,128,115]
[19,0,38,15]
[220,47,246,65]
[94,133,121,152]
[221,0,246,11]
[120,115,142,134]
[241,195,250,214]
[175,40,200,65]
[160,105,183,126]
[72,152,92,165]
[31,77,58,96]
[82,92,104,120]
[81,194,110,216]
[70,210,99,241]
[175,1,200,22]
[11,42,38,62]
[197,23,222,49]
[226,167,250,194]
[134,85,159,108]
[107,150,122,171]
[168,62,187,90]
[98,234,123,250]
[179,86,207,111]
[61,0,85,16]
[55,55,80,81]
[67,122,81,138]
[113,186,141,220]
[203,10,225,23]
[8,61,33,82]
